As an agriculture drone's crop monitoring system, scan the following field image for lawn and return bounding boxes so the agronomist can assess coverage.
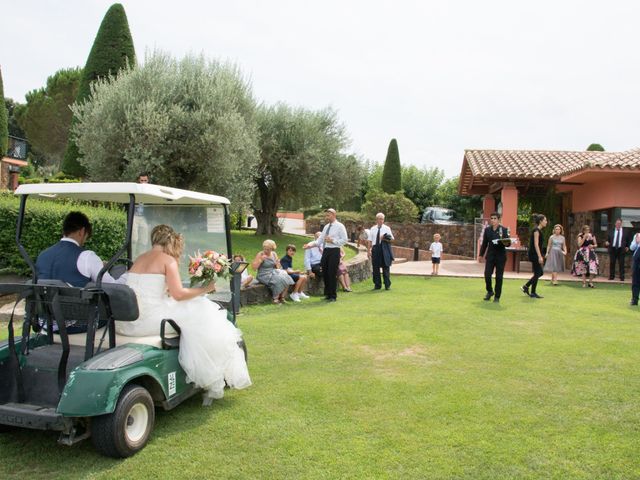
[0,277,638,479]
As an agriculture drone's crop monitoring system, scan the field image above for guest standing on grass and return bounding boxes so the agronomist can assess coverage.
[479,212,511,303]
[571,225,599,288]
[304,208,347,302]
[630,232,640,306]
[430,233,443,275]
[605,218,629,282]
[336,247,353,292]
[368,212,395,290]
[522,214,547,298]
[543,224,567,286]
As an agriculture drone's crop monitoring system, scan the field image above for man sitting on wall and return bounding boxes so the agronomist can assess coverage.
[304,231,323,279]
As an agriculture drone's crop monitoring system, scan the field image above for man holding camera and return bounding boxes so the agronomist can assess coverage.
[368,212,395,290]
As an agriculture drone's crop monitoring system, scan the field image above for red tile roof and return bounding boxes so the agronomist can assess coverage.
[460,148,640,195]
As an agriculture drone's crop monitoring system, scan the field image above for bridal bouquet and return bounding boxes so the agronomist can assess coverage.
[188,250,232,287]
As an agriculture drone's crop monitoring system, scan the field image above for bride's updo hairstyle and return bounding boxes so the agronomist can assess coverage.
[150,224,185,259]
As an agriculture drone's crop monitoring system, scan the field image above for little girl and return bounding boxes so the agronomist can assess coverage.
[430,233,443,275]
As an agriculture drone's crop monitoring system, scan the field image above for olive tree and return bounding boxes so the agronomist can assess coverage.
[71,52,260,206]
[254,103,360,234]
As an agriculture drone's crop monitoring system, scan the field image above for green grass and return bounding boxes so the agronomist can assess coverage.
[1,277,639,479]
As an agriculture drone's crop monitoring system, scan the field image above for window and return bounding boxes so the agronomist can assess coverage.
[620,208,640,229]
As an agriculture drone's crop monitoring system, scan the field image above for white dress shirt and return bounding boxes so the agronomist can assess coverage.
[612,228,623,248]
[304,245,323,271]
[61,237,126,284]
[369,224,394,246]
[313,221,348,249]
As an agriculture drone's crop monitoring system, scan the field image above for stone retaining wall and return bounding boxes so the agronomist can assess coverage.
[239,247,371,305]
[391,245,473,262]
[305,219,476,258]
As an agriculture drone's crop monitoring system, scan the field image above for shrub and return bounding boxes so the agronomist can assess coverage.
[361,191,418,223]
[63,3,136,177]
[381,138,401,194]
[0,195,126,275]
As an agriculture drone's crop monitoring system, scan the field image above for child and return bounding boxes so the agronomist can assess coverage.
[280,245,309,302]
[337,247,352,292]
[233,254,254,289]
[430,233,443,275]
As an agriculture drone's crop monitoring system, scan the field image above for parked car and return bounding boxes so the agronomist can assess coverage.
[0,182,247,457]
[420,206,463,225]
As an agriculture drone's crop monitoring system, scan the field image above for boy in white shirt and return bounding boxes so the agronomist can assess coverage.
[430,233,443,275]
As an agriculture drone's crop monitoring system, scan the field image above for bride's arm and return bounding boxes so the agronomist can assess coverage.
[165,260,214,301]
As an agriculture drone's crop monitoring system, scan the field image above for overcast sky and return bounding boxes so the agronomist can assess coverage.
[3,1,640,177]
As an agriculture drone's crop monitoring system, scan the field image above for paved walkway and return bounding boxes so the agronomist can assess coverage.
[391,259,632,285]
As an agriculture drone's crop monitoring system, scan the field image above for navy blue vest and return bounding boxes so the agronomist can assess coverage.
[36,240,91,287]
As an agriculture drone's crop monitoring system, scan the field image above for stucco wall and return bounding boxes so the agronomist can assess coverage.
[571,177,640,212]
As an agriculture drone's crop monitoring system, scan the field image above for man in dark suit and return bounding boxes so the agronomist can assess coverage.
[479,212,511,303]
[368,212,394,290]
[605,218,629,281]
[630,232,640,306]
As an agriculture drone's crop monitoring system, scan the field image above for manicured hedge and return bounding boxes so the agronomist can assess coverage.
[0,194,126,276]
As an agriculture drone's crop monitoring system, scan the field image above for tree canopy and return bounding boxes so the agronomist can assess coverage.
[15,68,81,170]
[381,138,401,193]
[586,143,605,151]
[71,52,260,206]
[254,103,359,234]
[62,3,136,177]
[0,67,8,156]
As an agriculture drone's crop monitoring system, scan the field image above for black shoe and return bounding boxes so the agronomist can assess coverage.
[530,293,544,299]
[521,285,530,297]
[373,286,381,291]
[483,292,494,301]
[609,277,615,281]
[326,298,336,302]
[493,297,500,303]
[621,278,625,282]
[385,286,390,290]
[631,300,639,306]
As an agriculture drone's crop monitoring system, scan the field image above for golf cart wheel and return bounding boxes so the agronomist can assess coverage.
[91,384,155,458]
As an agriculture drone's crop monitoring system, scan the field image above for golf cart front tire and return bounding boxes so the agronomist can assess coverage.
[91,384,155,458]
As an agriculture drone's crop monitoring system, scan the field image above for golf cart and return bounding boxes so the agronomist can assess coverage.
[0,182,247,457]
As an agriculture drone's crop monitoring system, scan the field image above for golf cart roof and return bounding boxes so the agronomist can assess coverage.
[14,182,230,205]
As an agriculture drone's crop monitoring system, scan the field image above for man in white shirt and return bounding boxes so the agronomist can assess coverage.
[36,211,126,287]
[368,212,394,290]
[304,208,347,302]
[304,232,323,279]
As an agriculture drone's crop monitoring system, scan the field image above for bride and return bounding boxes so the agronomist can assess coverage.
[117,224,251,405]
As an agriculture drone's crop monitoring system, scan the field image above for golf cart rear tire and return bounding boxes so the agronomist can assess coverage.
[91,384,155,458]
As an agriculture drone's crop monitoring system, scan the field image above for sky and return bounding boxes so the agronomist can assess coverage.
[3,1,640,178]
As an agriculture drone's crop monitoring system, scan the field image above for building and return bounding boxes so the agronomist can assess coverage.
[459,148,640,271]
[1,136,28,190]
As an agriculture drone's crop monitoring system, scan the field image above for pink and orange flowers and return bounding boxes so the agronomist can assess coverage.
[188,250,232,287]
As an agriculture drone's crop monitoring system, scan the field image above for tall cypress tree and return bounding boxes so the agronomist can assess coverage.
[62,3,135,177]
[0,66,8,157]
[381,138,402,194]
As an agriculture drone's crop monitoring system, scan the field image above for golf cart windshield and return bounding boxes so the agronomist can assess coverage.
[132,204,230,297]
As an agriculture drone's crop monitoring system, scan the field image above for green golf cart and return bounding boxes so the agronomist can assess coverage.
[0,182,247,457]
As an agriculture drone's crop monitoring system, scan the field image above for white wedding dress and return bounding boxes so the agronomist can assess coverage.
[117,273,251,404]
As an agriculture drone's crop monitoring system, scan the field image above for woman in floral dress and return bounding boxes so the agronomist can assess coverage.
[571,225,599,287]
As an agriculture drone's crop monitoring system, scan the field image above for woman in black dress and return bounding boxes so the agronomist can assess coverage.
[522,213,547,298]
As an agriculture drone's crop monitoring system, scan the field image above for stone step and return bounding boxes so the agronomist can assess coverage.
[394,258,408,264]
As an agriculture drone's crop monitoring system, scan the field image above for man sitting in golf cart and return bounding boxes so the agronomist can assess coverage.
[37,211,127,287]
[36,211,127,333]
